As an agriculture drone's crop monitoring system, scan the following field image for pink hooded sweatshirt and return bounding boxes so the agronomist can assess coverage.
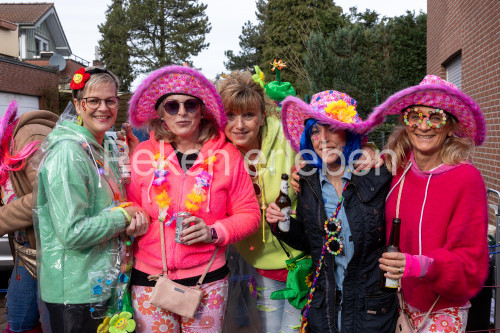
[385,153,489,312]
[127,130,260,280]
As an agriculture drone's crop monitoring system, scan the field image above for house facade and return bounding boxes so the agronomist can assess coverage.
[427,0,500,195]
[0,3,88,115]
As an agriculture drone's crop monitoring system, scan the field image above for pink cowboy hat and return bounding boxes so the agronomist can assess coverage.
[363,75,486,145]
[128,65,226,129]
[282,90,368,152]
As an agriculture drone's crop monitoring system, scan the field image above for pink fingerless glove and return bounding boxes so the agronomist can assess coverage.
[402,253,434,278]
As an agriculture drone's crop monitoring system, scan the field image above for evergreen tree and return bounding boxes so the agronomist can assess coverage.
[98,0,134,91]
[304,10,426,148]
[224,0,344,96]
[126,0,211,73]
[260,0,344,94]
[224,0,266,71]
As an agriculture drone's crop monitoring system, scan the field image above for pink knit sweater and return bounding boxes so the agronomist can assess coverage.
[127,131,260,280]
[385,154,489,311]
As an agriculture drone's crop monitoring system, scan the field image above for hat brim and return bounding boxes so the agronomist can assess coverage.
[282,96,369,153]
[128,66,226,129]
[364,83,486,145]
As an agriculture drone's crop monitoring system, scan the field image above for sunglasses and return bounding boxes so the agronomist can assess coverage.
[403,107,447,129]
[247,164,262,197]
[163,99,202,115]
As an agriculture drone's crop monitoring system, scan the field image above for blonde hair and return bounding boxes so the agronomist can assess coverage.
[217,71,276,117]
[150,103,219,144]
[72,66,120,100]
[384,115,475,171]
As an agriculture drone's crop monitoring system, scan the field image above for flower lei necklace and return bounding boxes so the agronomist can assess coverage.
[152,152,216,223]
[300,181,348,333]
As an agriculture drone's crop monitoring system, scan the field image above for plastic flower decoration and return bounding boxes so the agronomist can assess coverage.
[109,311,136,333]
[155,190,172,209]
[185,157,215,213]
[70,68,90,90]
[305,272,314,288]
[324,100,357,123]
[252,66,266,88]
[270,59,286,71]
[97,316,111,333]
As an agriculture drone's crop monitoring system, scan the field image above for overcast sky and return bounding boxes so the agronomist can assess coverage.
[4,0,426,87]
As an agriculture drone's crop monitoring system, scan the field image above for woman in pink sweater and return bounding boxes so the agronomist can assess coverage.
[367,75,488,332]
[127,65,260,332]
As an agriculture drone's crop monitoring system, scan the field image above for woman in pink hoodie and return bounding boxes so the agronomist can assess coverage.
[369,75,489,332]
[127,65,261,332]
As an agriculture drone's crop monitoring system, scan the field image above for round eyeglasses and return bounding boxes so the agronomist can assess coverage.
[403,107,447,129]
[81,97,118,110]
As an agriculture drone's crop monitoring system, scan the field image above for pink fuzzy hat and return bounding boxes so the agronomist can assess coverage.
[128,65,226,129]
[282,90,367,152]
[363,75,486,146]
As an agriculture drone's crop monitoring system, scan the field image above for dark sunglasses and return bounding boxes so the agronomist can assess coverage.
[247,164,262,197]
[163,99,202,115]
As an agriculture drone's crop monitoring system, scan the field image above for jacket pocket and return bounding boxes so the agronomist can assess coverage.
[364,291,398,332]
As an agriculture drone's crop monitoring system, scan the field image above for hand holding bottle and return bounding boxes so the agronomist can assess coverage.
[379,251,406,279]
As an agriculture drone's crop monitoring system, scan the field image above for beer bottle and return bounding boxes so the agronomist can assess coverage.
[380,218,401,291]
[275,174,292,232]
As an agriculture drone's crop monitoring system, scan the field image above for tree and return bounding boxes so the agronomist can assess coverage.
[126,0,211,73]
[98,0,134,91]
[224,0,344,96]
[260,0,344,94]
[304,10,427,148]
[224,0,266,71]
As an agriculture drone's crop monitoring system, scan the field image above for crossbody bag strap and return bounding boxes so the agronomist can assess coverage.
[196,248,219,286]
[400,287,440,331]
[159,218,219,282]
[396,174,405,218]
[396,175,440,331]
[160,218,168,273]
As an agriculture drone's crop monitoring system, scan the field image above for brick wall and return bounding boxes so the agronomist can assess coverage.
[427,0,500,213]
[0,57,59,111]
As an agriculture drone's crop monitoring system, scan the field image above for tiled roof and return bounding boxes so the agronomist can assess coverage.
[0,3,53,24]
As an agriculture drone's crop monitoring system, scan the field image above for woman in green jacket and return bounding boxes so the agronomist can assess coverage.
[217,71,303,332]
[34,67,148,332]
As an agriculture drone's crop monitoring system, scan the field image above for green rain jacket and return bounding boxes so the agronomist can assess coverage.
[34,120,128,304]
[234,116,302,269]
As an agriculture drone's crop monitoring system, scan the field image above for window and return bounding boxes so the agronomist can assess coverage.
[446,55,462,90]
[35,36,49,57]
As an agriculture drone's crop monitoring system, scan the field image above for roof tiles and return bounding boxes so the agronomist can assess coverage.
[0,3,53,24]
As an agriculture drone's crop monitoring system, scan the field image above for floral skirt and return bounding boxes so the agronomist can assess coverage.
[403,301,470,332]
[131,277,228,333]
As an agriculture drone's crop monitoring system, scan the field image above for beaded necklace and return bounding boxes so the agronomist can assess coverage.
[323,182,348,256]
[300,181,348,333]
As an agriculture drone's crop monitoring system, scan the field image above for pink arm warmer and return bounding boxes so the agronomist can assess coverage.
[403,253,434,278]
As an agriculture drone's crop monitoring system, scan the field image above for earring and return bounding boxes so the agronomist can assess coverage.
[77,115,83,126]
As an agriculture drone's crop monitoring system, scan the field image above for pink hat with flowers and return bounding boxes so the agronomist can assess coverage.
[282,90,367,152]
[364,75,486,145]
[128,65,226,129]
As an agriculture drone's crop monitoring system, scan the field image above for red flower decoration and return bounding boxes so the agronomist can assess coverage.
[70,68,90,90]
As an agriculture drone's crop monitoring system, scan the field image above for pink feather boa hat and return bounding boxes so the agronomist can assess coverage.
[363,75,486,146]
[0,100,18,155]
[128,65,226,129]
